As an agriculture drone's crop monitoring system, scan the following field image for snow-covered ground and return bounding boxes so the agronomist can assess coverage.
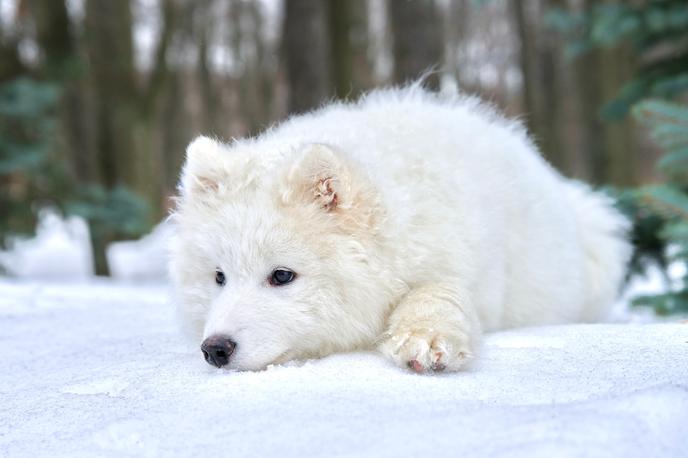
[1,213,687,456]
[1,279,686,457]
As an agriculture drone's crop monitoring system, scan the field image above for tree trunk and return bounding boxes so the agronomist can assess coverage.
[85,0,174,218]
[30,0,95,183]
[599,44,636,186]
[573,0,637,186]
[329,0,372,99]
[194,0,221,136]
[28,0,73,76]
[575,49,607,184]
[84,0,137,189]
[283,0,332,114]
[0,23,25,82]
[513,0,566,171]
[389,0,442,90]
[84,0,172,274]
[444,0,468,86]
[84,0,137,275]
[232,0,273,135]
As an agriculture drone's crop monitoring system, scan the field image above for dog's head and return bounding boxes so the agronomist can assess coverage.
[170,136,399,370]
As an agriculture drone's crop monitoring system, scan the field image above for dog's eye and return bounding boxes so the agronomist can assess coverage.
[269,268,296,286]
[215,270,226,286]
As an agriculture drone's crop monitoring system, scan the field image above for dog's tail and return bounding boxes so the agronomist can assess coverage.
[567,182,632,321]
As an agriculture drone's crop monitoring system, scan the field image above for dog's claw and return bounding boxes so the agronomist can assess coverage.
[431,362,446,372]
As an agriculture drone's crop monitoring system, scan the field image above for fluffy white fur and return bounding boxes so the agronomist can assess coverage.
[169,87,631,373]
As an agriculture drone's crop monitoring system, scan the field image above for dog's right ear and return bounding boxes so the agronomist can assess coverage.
[179,136,230,197]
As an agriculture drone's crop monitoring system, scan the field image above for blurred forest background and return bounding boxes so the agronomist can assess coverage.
[2,0,688,313]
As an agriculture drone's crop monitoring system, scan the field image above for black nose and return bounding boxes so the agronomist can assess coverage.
[201,335,236,368]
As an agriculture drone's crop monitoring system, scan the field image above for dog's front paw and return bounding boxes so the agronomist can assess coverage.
[378,327,473,373]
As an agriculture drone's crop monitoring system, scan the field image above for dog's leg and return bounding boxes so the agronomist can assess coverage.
[378,282,481,373]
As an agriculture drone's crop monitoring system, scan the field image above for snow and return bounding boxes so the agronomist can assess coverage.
[0,212,171,282]
[107,221,172,283]
[0,211,93,279]
[1,280,686,457]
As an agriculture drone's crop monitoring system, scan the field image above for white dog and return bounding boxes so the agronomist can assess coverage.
[169,87,630,373]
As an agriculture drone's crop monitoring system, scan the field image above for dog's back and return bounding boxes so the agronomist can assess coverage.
[261,87,631,330]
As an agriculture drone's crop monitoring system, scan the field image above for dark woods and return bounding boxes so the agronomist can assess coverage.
[1,0,686,281]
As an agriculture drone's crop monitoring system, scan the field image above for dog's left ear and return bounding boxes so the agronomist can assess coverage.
[280,143,383,230]
[282,144,353,212]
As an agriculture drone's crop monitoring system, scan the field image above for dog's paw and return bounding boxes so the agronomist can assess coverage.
[378,327,473,373]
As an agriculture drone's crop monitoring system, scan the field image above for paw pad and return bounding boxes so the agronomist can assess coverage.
[407,360,424,373]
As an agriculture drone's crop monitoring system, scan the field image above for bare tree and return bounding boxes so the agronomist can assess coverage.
[283,0,332,114]
[513,0,566,171]
[0,17,25,82]
[85,0,176,200]
[329,0,372,99]
[444,0,468,86]
[389,0,442,90]
[29,0,94,182]
[570,0,638,186]
[84,0,137,189]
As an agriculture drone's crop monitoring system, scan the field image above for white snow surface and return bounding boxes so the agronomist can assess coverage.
[1,280,687,458]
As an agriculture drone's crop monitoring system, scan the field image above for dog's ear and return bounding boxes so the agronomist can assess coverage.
[281,144,383,230]
[282,144,354,212]
[180,136,230,197]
